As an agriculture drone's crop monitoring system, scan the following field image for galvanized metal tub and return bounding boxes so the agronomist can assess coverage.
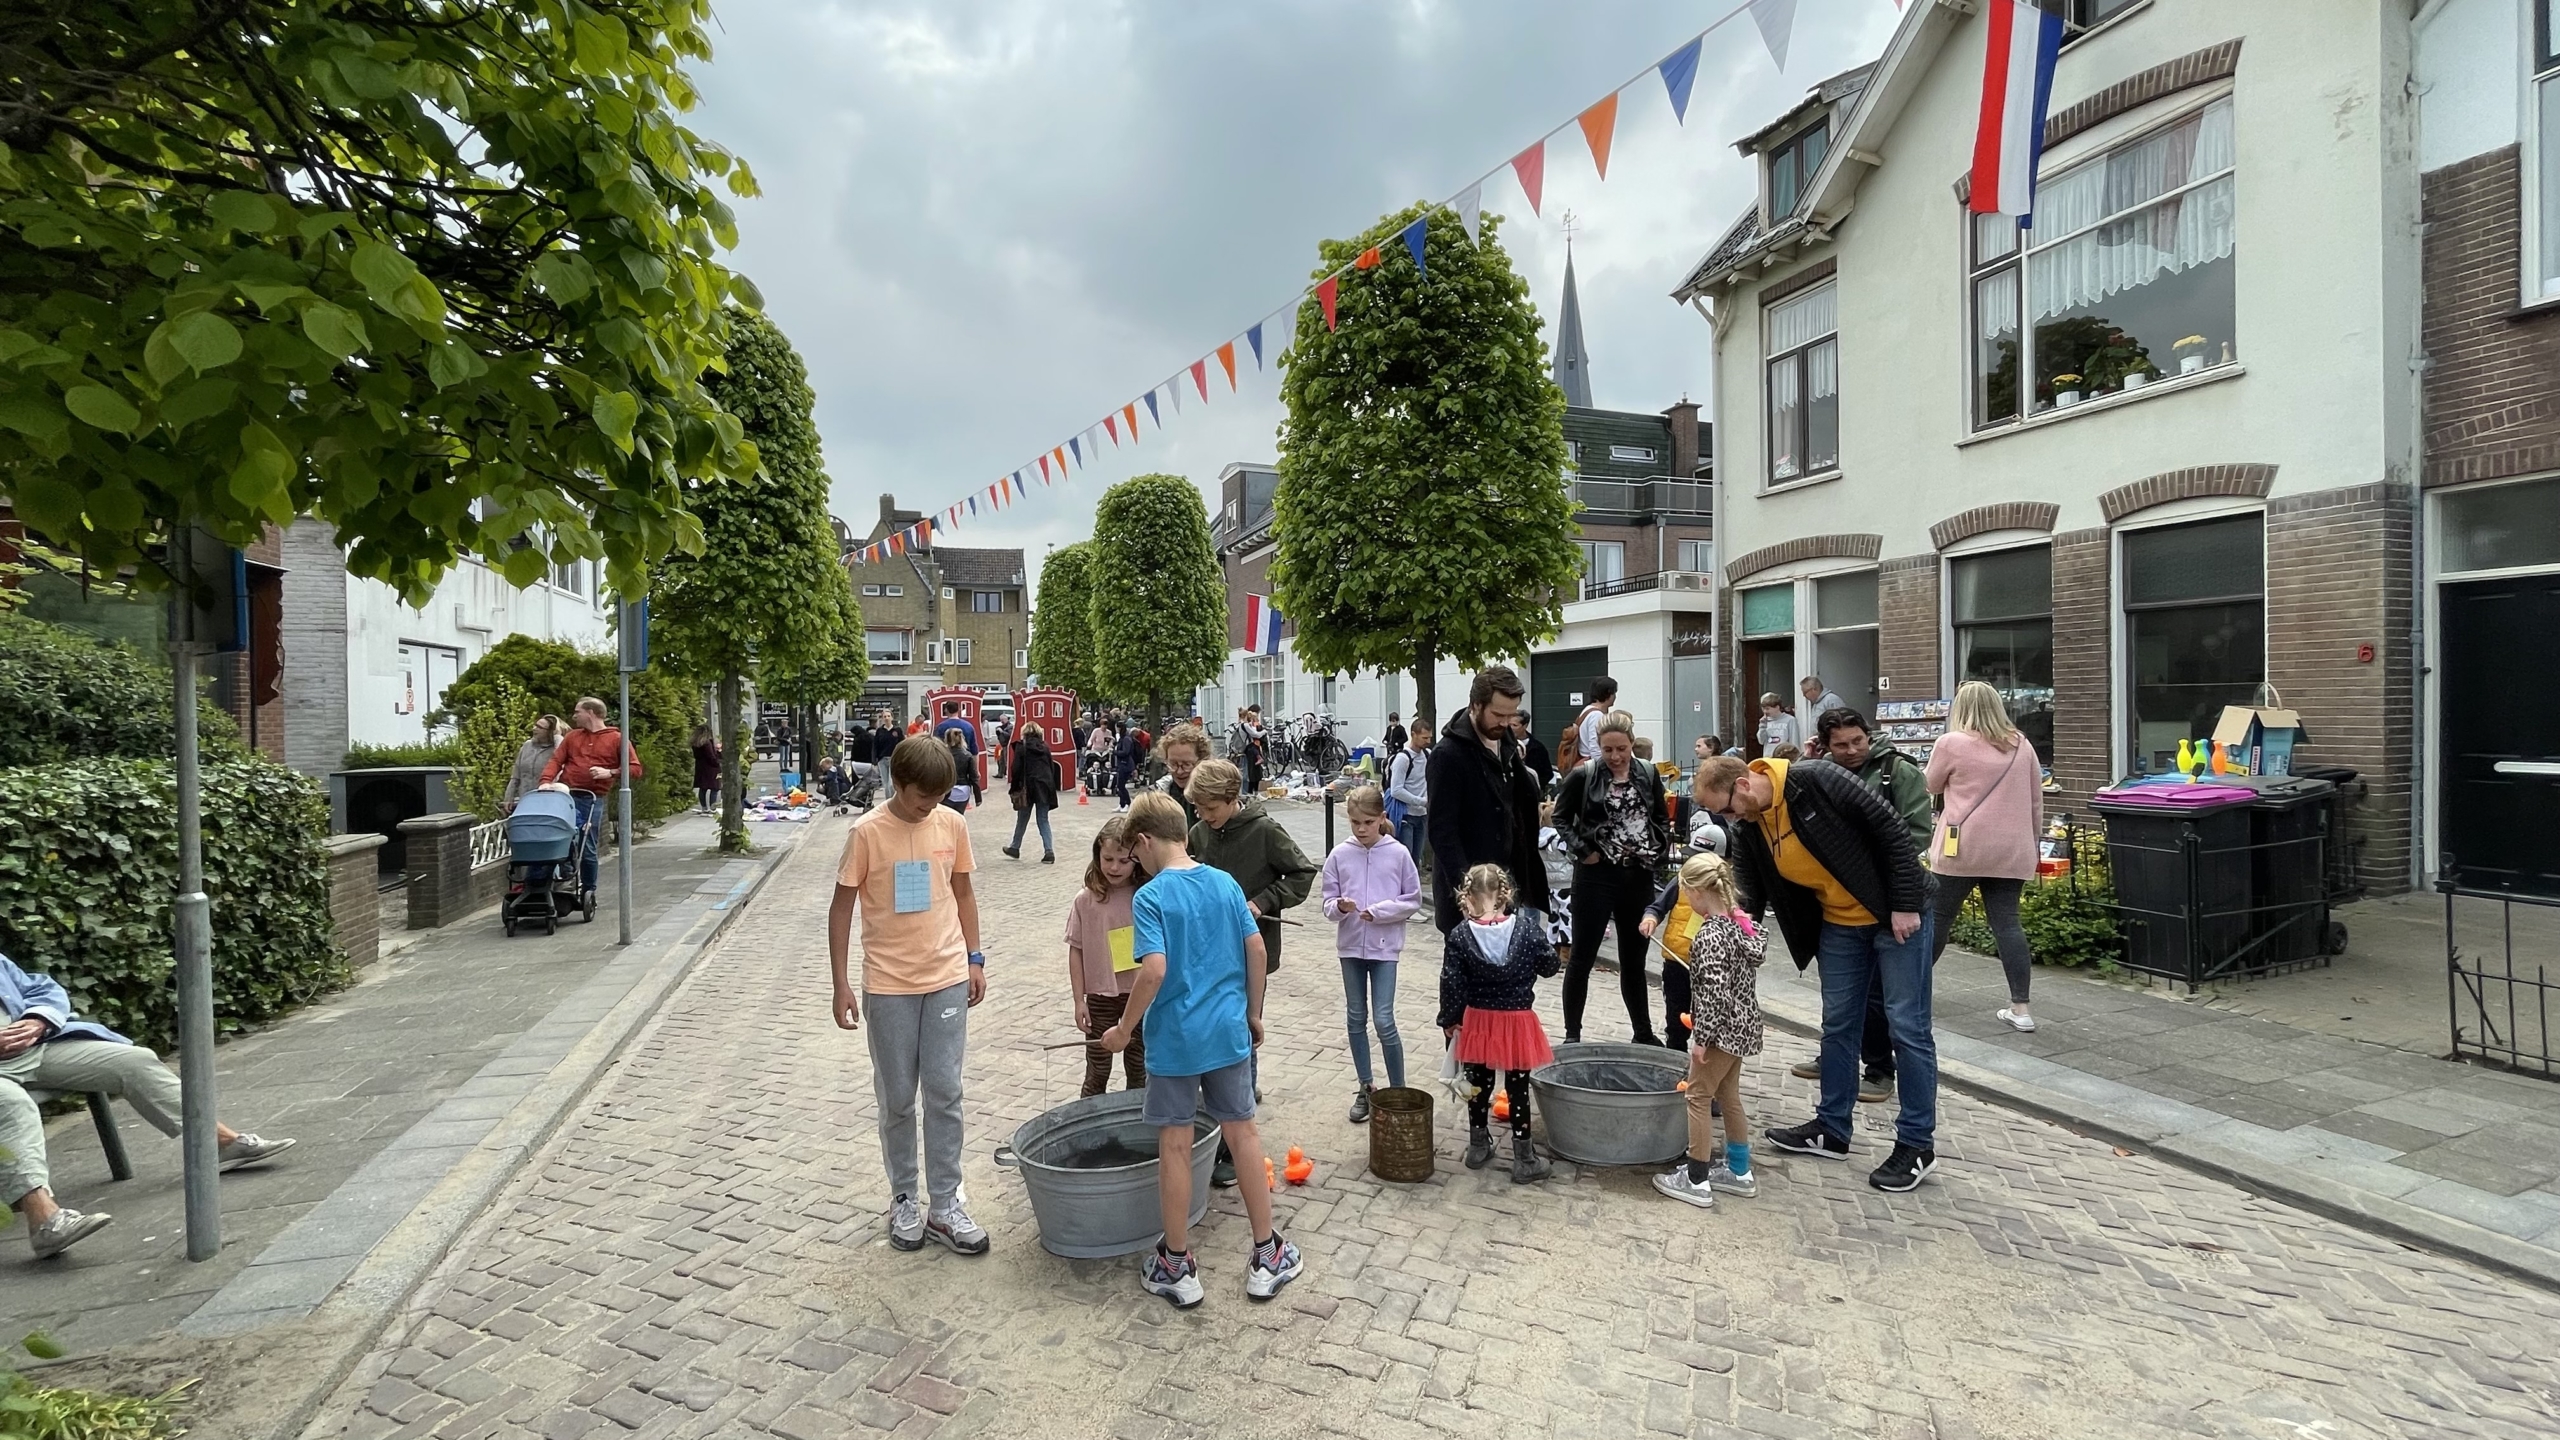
[992,1091,1219,1259]
[1530,1042,1689,1167]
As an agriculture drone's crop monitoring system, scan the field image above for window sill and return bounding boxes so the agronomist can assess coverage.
[1758,469,1844,498]
[2508,291,2560,322]
[1955,363,2246,448]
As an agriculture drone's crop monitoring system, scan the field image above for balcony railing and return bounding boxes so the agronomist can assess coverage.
[1569,475,1712,520]
[1576,568,1715,602]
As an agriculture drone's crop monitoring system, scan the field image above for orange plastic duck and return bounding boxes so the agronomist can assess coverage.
[1491,1091,1511,1122]
[1283,1146,1314,1185]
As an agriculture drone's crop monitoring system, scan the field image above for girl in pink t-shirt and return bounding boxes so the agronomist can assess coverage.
[1064,816,1145,1096]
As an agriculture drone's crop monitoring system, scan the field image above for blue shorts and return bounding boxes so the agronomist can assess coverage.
[1143,1058,1256,1129]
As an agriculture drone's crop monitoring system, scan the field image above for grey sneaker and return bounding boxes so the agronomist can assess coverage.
[1651,1166,1714,1209]
[218,1133,295,1172]
[1706,1162,1758,1198]
[926,1203,989,1255]
[30,1207,112,1258]
[1142,1246,1204,1308]
[887,1194,925,1251]
[1347,1087,1373,1124]
[1244,1236,1303,1300]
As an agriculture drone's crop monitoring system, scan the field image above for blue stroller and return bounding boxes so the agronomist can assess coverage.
[503,790,588,937]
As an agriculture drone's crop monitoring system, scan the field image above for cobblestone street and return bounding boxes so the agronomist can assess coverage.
[324,800,2560,1440]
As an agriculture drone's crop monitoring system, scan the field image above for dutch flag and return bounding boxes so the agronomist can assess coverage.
[1968,0,2065,222]
[1243,594,1284,657]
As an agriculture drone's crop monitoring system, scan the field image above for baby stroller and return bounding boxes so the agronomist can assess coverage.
[503,790,588,937]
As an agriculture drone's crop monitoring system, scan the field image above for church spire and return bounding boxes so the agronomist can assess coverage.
[1553,234,1593,409]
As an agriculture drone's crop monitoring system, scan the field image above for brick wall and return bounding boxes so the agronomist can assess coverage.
[1877,555,1940,703]
[2421,146,2560,488]
[2266,484,2415,892]
[2047,528,2112,812]
[325,833,387,965]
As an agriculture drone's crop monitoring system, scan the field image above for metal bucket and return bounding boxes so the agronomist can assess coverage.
[992,1091,1220,1259]
[1530,1042,1689,1167]
[1367,1086,1435,1183]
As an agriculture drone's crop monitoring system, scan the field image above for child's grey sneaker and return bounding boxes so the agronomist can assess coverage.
[1347,1087,1372,1124]
[927,1203,990,1255]
[887,1194,925,1251]
[1706,1163,1758,1198]
[1651,1167,1714,1209]
[29,1207,112,1258]
[1142,1247,1204,1308]
[1245,1238,1302,1301]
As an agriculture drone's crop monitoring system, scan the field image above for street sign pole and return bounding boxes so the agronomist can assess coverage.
[616,598,649,947]
[170,638,221,1261]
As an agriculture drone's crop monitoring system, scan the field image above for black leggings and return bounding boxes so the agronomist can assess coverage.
[1464,1065,1532,1137]
[1931,874,2033,1005]
[1566,862,1658,1043]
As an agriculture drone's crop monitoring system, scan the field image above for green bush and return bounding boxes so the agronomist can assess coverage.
[0,758,346,1052]
[450,676,542,819]
[0,610,235,767]
[435,636,696,824]
[341,739,465,769]
[1947,826,2124,970]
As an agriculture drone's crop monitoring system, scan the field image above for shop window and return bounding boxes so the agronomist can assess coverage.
[1950,545,2055,762]
[2123,514,2263,773]
[1765,282,1838,483]
[1970,95,2236,427]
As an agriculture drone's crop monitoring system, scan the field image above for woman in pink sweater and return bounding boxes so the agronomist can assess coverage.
[1925,682,2046,1032]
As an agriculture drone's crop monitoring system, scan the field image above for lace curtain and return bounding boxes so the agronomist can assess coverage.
[2029,99,2235,321]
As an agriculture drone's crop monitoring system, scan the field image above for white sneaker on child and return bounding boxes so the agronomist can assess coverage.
[1706,1163,1758,1198]
[887,1194,924,1251]
[927,1203,990,1255]
[1142,1247,1204,1309]
[1651,1166,1715,1209]
[1245,1236,1303,1301]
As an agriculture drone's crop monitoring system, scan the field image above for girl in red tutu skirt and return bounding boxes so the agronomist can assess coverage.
[1437,864,1561,1183]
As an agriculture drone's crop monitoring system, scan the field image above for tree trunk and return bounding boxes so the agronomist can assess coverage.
[718,671,749,853]
[1149,688,1165,736]
[1412,636,1439,742]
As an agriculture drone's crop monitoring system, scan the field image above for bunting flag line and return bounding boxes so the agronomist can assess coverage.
[1750,0,1799,72]
[1510,140,1545,216]
[859,0,1803,560]
[1659,36,1702,123]
[1577,93,1619,179]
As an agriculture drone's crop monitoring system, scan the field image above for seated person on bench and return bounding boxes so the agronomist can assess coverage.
[3,950,295,1259]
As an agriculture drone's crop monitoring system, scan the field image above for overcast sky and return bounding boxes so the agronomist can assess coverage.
[687,0,1899,594]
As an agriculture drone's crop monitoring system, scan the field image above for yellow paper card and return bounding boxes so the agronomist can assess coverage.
[1109,925,1137,973]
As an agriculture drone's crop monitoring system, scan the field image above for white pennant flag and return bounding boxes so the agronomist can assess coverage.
[1165,378,1182,415]
[1454,181,1482,245]
[1750,0,1798,72]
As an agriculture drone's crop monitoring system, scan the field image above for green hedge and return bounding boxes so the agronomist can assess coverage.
[0,609,236,767]
[1946,827,2123,971]
[0,758,345,1052]
[342,739,465,769]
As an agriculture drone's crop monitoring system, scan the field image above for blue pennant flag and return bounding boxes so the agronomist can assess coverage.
[1659,36,1702,124]
[1143,390,1160,425]
[1401,217,1428,280]
[969,495,978,514]
[1068,435,1082,467]
[1246,323,1264,370]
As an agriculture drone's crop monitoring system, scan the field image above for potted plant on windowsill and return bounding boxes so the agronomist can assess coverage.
[2051,373,2084,407]
[2175,334,2208,375]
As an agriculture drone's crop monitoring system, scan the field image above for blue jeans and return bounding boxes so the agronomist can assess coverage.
[1814,913,1938,1150]
[1394,813,1427,862]
[1339,958,1405,1088]
[1009,803,1054,855]
[570,790,603,895]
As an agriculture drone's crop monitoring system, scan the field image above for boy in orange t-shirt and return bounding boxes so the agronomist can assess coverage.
[829,735,989,1255]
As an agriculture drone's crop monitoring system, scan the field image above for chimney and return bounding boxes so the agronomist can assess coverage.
[1664,399,1700,478]
[879,493,898,525]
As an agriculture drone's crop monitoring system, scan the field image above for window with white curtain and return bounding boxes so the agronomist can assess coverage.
[1970,94,2237,427]
[2538,2,2560,298]
[1764,281,1838,483]
[1677,539,1715,574]
[1577,540,1626,597]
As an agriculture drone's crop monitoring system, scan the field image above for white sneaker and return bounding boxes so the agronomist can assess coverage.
[218,1133,295,1171]
[1651,1166,1715,1209]
[1244,1236,1303,1301]
[29,1207,113,1258]
[887,1194,925,1251]
[1141,1247,1204,1308]
[1996,1008,2037,1033]
[927,1203,990,1255]
[1706,1163,1758,1198]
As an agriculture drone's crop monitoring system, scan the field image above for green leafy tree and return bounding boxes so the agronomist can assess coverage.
[756,562,867,772]
[1090,474,1224,728]
[434,634,693,823]
[648,307,848,850]
[1026,540,1101,702]
[1270,202,1580,730]
[450,675,541,819]
[0,0,762,601]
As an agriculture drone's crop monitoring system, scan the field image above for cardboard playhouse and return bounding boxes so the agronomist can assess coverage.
[2210,688,2309,777]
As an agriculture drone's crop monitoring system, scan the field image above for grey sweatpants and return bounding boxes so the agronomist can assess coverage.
[865,981,970,1211]
[2,1040,185,1203]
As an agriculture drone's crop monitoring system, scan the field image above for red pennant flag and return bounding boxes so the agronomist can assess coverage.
[888,532,904,557]
[1578,93,1620,179]
[1038,453,1051,483]
[1123,401,1140,438]
[1216,342,1237,390]
[1354,246,1382,270]
[1191,358,1209,400]
[1511,140,1545,215]
[1317,276,1339,330]
[1104,413,1119,446]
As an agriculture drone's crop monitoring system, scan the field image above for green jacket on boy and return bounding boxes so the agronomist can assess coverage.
[1190,796,1317,970]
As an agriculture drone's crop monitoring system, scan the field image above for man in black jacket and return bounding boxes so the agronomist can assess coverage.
[1424,667,1551,933]
[1694,754,1939,1193]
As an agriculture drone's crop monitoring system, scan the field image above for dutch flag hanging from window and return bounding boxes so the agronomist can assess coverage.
[1968,0,2065,221]
[1243,594,1284,656]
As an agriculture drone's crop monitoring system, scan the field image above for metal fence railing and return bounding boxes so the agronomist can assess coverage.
[2442,874,2559,1080]
[469,818,508,871]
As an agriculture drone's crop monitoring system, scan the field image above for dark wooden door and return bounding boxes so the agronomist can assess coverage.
[2441,574,2560,895]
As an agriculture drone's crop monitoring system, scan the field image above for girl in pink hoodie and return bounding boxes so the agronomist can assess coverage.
[1320,786,1423,1122]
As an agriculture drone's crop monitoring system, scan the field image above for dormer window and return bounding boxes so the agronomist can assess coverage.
[1767,121,1830,222]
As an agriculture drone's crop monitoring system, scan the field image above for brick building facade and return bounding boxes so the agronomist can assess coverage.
[846,494,1026,722]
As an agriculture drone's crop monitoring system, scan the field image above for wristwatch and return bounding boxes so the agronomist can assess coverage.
[968,951,986,968]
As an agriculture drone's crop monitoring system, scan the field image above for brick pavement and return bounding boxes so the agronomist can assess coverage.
[320,799,2560,1440]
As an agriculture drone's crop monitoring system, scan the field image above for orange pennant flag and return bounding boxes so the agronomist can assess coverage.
[1354,246,1382,270]
[1123,401,1140,438]
[1216,342,1237,390]
[1579,93,1620,179]
[1052,446,1068,478]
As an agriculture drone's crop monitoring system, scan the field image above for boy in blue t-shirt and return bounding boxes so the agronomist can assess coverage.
[1101,792,1303,1309]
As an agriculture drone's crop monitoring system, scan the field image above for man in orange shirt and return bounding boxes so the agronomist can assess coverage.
[540,697,637,901]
